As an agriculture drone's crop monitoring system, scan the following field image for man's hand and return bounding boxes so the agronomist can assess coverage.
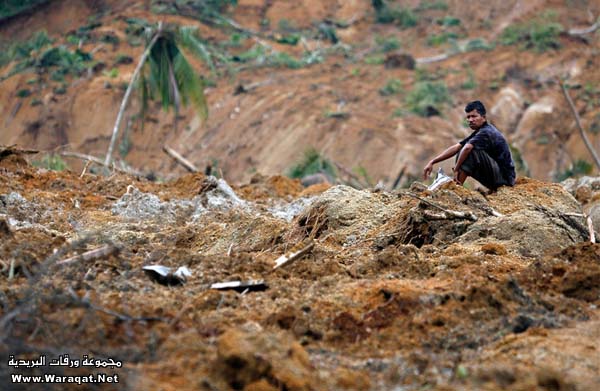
[423,162,433,179]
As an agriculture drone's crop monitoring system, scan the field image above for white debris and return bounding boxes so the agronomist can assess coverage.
[428,168,453,191]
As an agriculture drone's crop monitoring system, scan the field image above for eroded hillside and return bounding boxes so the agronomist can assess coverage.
[1,0,600,185]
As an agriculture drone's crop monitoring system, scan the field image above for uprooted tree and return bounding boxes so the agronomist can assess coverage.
[104,21,209,167]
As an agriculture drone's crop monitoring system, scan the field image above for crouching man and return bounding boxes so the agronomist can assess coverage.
[423,100,516,191]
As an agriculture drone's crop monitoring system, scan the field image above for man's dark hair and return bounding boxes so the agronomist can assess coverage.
[465,100,486,116]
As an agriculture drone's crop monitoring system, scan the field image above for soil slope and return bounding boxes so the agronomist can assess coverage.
[1,0,600,184]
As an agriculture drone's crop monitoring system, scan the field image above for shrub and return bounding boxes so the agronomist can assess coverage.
[0,0,49,21]
[376,36,401,52]
[8,30,53,61]
[499,11,563,52]
[103,68,119,78]
[374,3,418,28]
[510,145,529,176]
[33,154,68,171]
[555,159,593,181]
[276,33,301,46]
[437,16,460,27]
[427,32,458,46]
[416,1,448,11]
[379,79,403,96]
[115,54,133,65]
[16,89,31,98]
[364,55,385,65]
[460,69,477,90]
[287,148,337,180]
[465,38,495,52]
[406,80,451,117]
[151,0,237,18]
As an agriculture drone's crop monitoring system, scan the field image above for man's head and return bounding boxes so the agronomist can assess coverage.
[465,100,487,130]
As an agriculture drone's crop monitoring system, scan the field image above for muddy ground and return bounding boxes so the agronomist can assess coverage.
[1,147,599,391]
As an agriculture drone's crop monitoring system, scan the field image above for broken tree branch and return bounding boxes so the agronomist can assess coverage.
[587,215,596,243]
[568,19,599,35]
[406,193,478,221]
[56,245,119,266]
[163,145,198,172]
[391,165,407,190]
[273,242,315,270]
[558,78,600,170]
[60,151,144,176]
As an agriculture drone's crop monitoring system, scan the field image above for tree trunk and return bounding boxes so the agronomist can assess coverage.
[104,23,163,167]
[558,78,600,171]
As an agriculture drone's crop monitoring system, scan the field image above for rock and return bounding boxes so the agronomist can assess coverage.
[490,86,525,134]
[384,53,416,70]
[459,209,585,258]
[513,95,560,179]
[575,185,592,204]
[213,328,318,390]
[300,173,331,187]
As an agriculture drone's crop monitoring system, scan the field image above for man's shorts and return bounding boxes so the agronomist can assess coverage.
[457,148,510,190]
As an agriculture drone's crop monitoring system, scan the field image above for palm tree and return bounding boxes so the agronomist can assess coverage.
[104,22,209,167]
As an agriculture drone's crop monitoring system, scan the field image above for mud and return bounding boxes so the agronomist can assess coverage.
[1,149,599,390]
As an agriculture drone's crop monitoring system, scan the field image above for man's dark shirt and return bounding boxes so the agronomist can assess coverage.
[459,122,516,185]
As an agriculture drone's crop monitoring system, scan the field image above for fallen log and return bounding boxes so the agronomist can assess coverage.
[406,193,478,221]
[60,151,144,176]
[56,245,119,266]
[273,242,315,270]
[163,145,198,172]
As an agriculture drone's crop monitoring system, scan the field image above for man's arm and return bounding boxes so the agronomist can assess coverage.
[453,143,473,179]
[423,143,462,179]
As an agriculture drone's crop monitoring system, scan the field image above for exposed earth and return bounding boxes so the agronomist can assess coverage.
[1,1,600,390]
[1,146,599,390]
[1,0,600,183]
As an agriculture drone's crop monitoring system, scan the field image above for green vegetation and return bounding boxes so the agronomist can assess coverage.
[416,1,448,11]
[318,23,338,44]
[460,69,477,90]
[555,159,593,181]
[536,134,550,145]
[406,80,451,117]
[2,32,93,83]
[16,89,31,98]
[287,148,337,180]
[106,22,211,165]
[499,11,563,52]
[427,32,459,47]
[0,0,49,21]
[103,68,119,78]
[32,154,68,171]
[591,114,600,135]
[0,30,53,69]
[375,36,401,52]
[364,55,385,65]
[510,145,529,177]
[437,16,460,27]
[115,54,133,65]
[372,1,418,28]
[151,0,237,19]
[379,79,403,96]
[465,38,495,52]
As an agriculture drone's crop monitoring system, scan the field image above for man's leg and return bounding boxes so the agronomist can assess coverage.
[454,169,468,185]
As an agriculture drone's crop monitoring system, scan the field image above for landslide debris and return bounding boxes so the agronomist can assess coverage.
[0,148,598,390]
